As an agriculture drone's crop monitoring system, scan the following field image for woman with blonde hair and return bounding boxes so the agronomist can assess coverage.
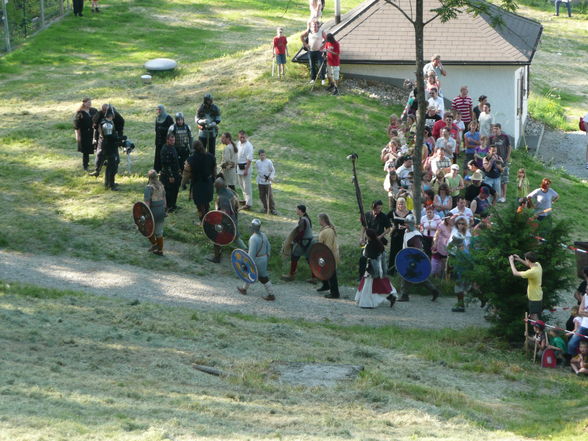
[316,213,340,298]
[144,169,167,255]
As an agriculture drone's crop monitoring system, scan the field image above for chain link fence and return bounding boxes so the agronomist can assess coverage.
[1,0,68,53]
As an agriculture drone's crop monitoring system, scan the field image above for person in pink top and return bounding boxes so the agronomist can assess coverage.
[272,27,288,79]
[431,216,452,278]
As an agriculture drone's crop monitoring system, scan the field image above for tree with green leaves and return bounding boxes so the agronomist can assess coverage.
[457,206,574,341]
[382,0,518,221]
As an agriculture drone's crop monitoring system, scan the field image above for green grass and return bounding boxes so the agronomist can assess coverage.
[528,89,578,131]
[513,3,588,129]
[1,281,587,441]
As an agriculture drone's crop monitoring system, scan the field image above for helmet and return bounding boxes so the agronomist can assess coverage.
[251,218,261,232]
[203,93,213,103]
[405,214,416,231]
[175,112,184,120]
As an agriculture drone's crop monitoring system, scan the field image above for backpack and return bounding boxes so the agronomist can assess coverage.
[541,349,557,368]
[580,116,586,132]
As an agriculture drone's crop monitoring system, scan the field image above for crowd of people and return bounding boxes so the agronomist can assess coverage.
[71,26,586,367]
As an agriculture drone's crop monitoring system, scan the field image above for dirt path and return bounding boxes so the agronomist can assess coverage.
[0,249,490,330]
[537,128,588,179]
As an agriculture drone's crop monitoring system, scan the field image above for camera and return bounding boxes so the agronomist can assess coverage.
[117,135,135,154]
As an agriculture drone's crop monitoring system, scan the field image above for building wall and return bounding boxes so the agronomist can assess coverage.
[341,64,524,145]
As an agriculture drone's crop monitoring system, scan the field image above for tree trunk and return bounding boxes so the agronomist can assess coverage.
[412,1,426,223]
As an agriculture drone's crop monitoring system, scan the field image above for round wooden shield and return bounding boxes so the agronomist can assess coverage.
[395,247,432,283]
[231,249,258,284]
[202,210,236,246]
[132,201,155,237]
[309,243,336,281]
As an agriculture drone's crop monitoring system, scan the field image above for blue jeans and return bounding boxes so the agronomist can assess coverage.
[308,50,326,81]
[555,1,571,16]
[567,326,588,355]
[483,176,501,199]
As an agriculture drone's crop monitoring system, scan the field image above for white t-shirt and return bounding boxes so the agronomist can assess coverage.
[255,158,275,185]
[449,206,474,223]
[236,140,254,176]
[527,188,559,215]
[308,27,325,51]
[435,136,457,155]
[421,214,442,237]
[428,96,445,116]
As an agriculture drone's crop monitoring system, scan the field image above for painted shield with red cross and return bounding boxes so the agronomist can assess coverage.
[202,210,237,246]
[132,201,155,237]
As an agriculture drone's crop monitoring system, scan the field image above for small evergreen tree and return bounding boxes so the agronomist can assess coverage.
[459,204,574,341]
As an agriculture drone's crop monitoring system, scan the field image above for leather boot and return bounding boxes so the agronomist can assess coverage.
[207,246,221,263]
[262,281,275,301]
[148,235,158,252]
[281,260,298,281]
[153,237,164,255]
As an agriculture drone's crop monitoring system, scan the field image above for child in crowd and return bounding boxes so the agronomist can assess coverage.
[546,328,567,365]
[474,136,490,168]
[381,138,400,163]
[526,321,547,359]
[566,306,581,335]
[571,340,588,375]
[517,168,530,198]
[387,114,400,138]
[272,27,288,79]
[454,111,465,141]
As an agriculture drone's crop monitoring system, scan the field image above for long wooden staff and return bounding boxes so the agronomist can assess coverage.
[348,153,366,228]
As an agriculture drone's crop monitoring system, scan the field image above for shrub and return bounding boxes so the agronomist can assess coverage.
[458,204,574,341]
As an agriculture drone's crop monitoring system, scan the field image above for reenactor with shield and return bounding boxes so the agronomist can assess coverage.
[203,177,246,263]
[236,219,275,301]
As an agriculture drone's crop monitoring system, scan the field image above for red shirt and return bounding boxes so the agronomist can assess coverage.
[326,41,340,66]
[273,36,287,55]
[451,95,473,123]
[432,120,461,146]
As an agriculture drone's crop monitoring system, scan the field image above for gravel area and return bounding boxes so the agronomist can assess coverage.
[0,249,489,330]
[344,78,408,106]
[536,128,588,179]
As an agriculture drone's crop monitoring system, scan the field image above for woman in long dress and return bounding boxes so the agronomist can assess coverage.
[388,197,411,275]
[355,229,397,308]
[143,169,166,256]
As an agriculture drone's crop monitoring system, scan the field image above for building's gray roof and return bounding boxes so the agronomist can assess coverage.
[294,0,542,65]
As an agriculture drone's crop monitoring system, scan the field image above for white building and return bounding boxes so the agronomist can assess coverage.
[294,0,543,146]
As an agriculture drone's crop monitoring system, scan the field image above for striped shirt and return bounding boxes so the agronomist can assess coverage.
[451,95,473,124]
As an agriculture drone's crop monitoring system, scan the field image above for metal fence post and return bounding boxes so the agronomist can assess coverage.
[2,0,11,52]
[40,0,45,27]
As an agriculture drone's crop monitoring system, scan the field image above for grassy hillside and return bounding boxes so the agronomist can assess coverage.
[1,281,587,441]
[515,2,588,130]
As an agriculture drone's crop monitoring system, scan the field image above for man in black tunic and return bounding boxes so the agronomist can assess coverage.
[98,109,120,191]
[73,97,97,171]
[181,140,216,222]
[358,200,391,280]
[89,104,124,177]
[160,133,181,212]
[168,112,193,172]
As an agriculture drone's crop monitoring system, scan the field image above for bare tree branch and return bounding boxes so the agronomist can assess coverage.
[423,12,440,26]
[383,0,415,24]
